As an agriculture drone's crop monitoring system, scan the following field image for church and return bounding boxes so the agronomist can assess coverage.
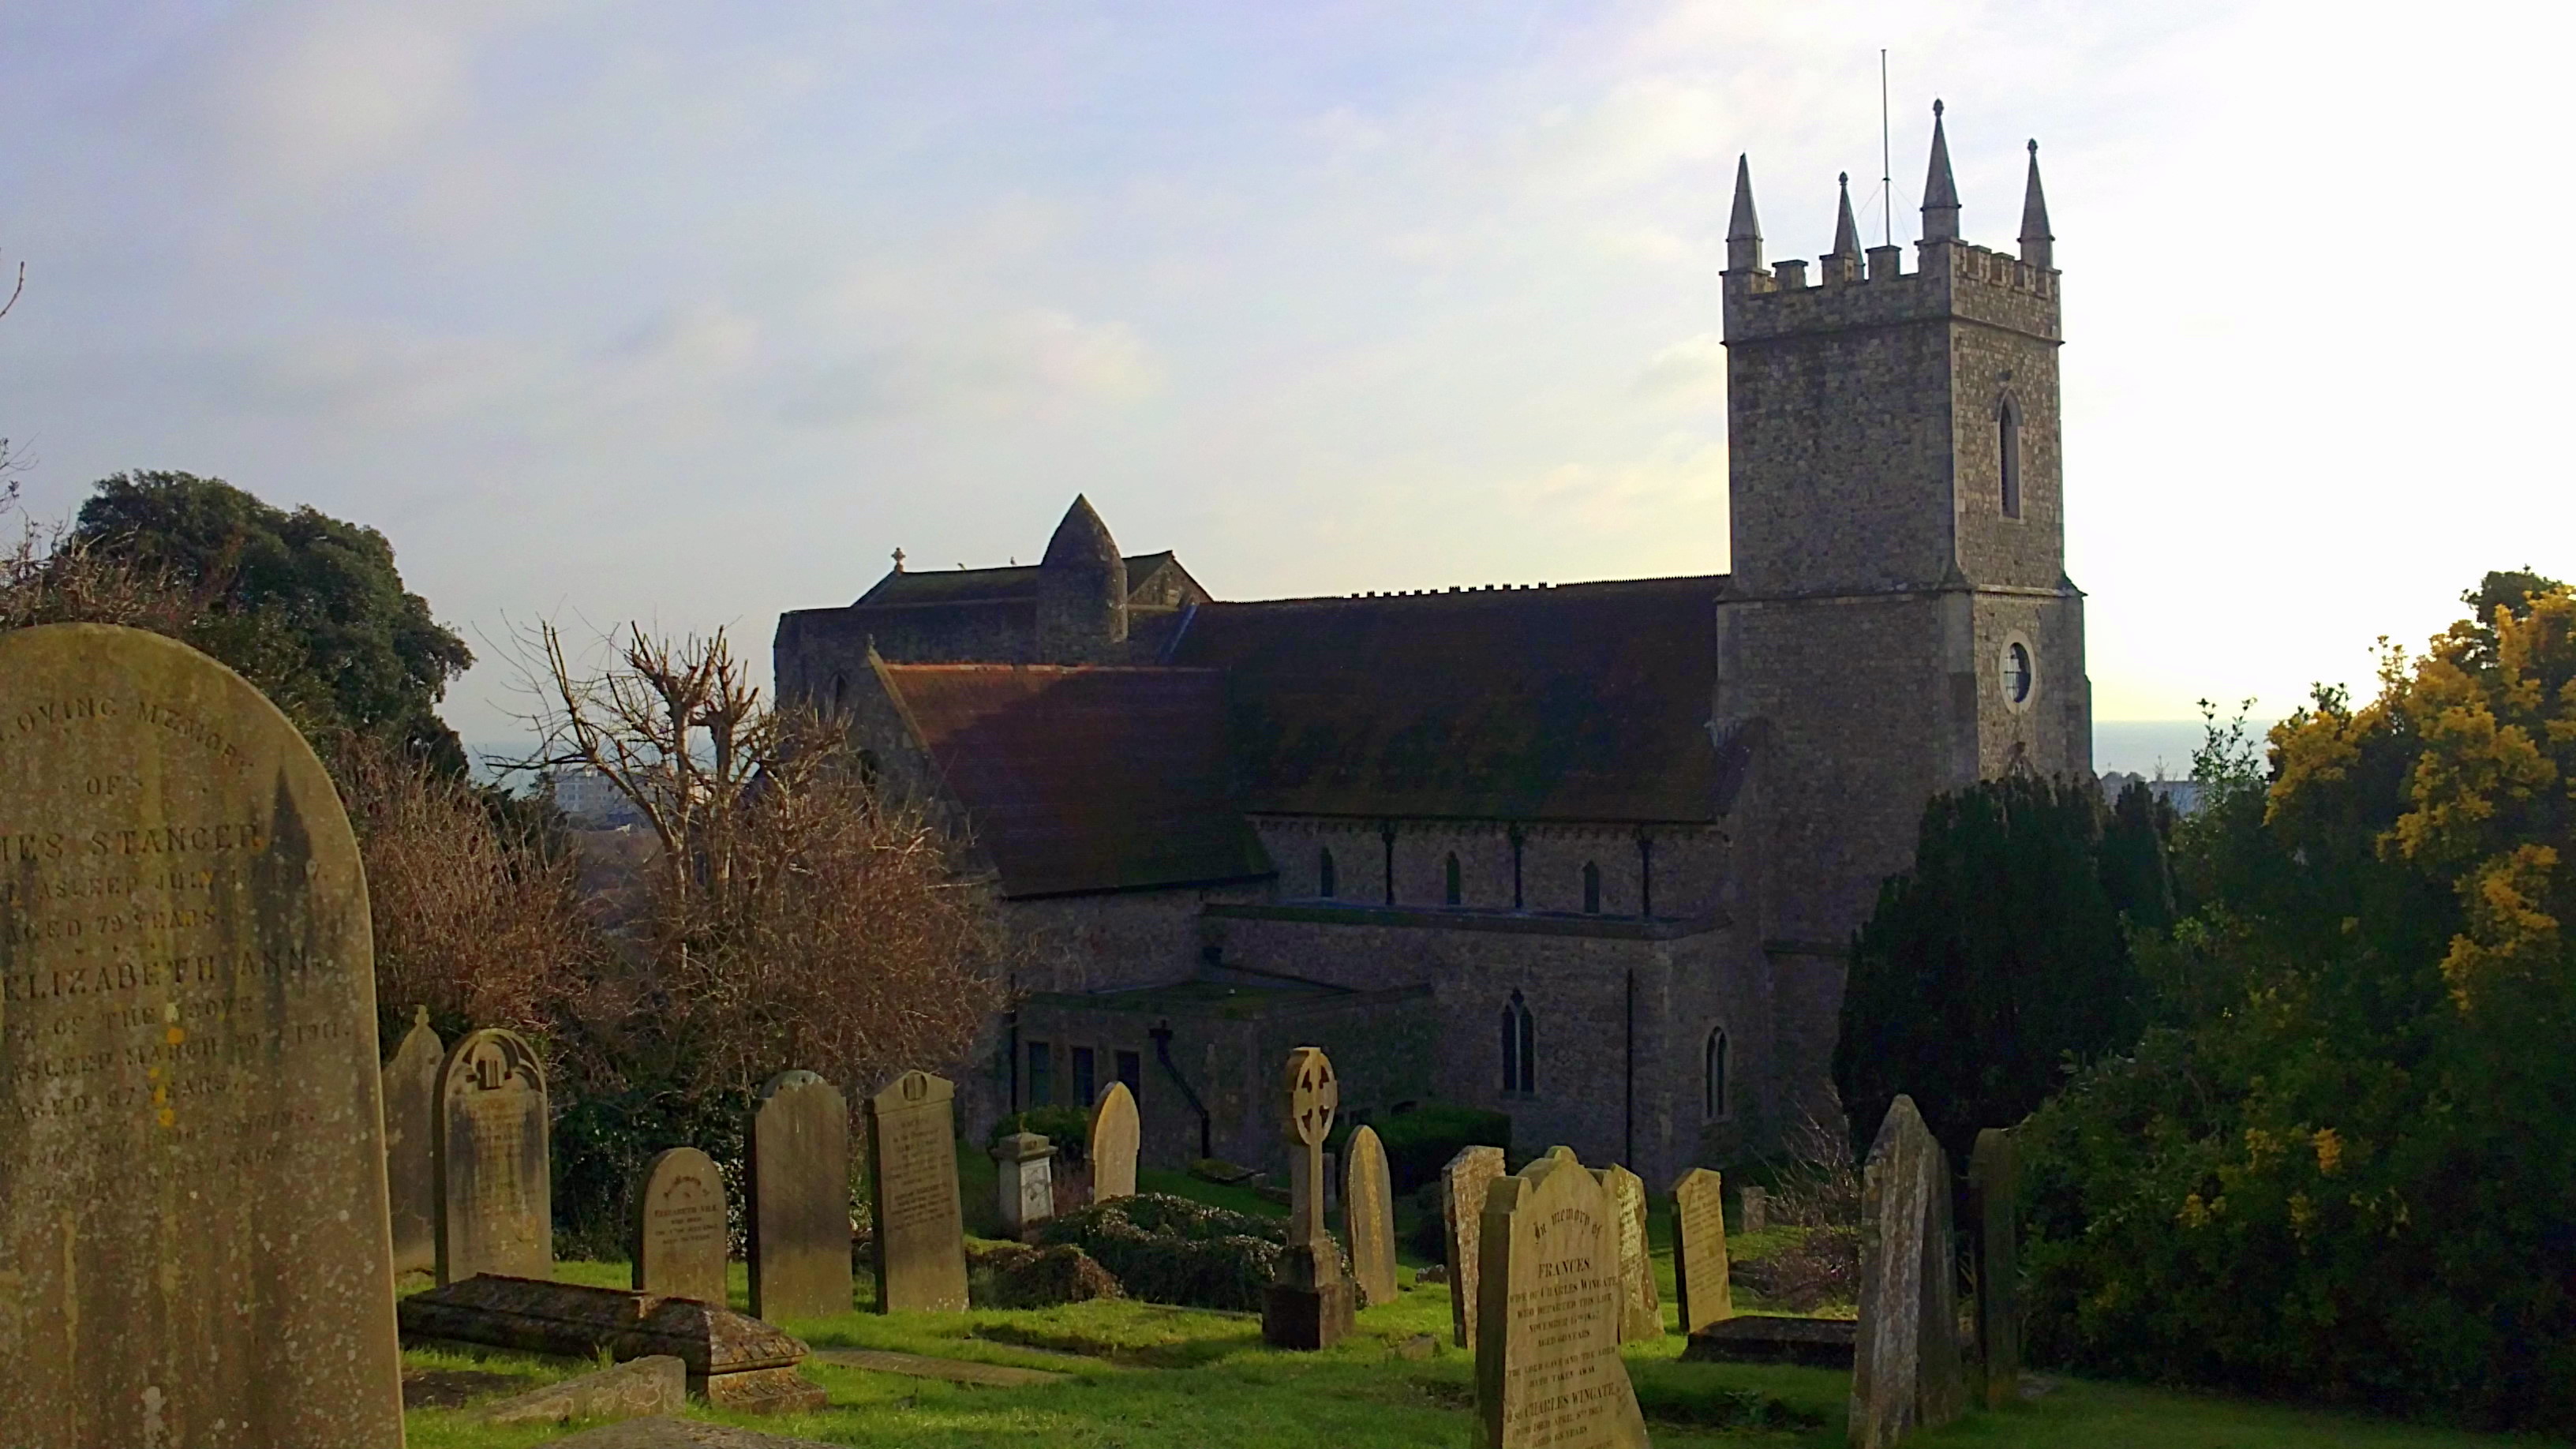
[773,107,2091,1187]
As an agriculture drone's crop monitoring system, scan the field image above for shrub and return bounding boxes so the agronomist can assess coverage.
[991,1106,1094,1168]
[968,1241,1122,1309]
[1036,1193,1335,1312]
[1732,1227,1860,1312]
[1333,1102,1511,1196]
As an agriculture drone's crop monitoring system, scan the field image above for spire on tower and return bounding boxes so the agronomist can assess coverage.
[1920,99,1960,242]
[2019,138,2054,270]
[1725,154,1763,273]
[1831,172,1863,260]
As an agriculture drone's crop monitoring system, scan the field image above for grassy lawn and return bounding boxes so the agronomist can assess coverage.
[399,1166,2563,1447]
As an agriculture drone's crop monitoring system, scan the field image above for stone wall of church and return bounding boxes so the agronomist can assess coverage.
[1249,817,1729,920]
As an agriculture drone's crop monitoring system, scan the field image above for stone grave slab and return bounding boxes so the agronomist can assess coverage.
[470,1354,687,1425]
[812,1347,1073,1386]
[1475,1146,1649,1449]
[437,1025,552,1283]
[1968,1126,2020,1411]
[1261,1046,1354,1349]
[385,1005,444,1277]
[1681,1314,1857,1368]
[547,1418,844,1449]
[1344,1123,1398,1307]
[1672,1166,1733,1335]
[1849,1095,1964,1449]
[864,1069,969,1312]
[397,1272,826,1413]
[1597,1162,1661,1341]
[1741,1184,1770,1234]
[1440,1144,1506,1349]
[1088,1079,1139,1201]
[749,1069,852,1320]
[0,623,402,1446]
[635,1145,732,1305]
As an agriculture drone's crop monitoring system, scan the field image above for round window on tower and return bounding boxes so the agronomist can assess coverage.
[2001,639,2035,708]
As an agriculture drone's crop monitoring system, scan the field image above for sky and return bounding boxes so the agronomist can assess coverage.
[3,2,2570,762]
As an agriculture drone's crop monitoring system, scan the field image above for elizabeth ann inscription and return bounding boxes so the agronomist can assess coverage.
[0,625,404,1447]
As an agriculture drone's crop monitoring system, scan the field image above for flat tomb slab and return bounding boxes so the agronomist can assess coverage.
[1679,1315,1856,1369]
[399,1274,826,1412]
[546,1418,845,1449]
[812,1347,1073,1386]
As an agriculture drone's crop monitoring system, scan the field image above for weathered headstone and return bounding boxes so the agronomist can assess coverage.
[635,1145,731,1305]
[1740,1184,1770,1234]
[991,1129,1057,1237]
[1597,1163,1661,1341]
[1672,1166,1733,1335]
[437,1025,554,1284]
[864,1068,969,1312]
[1849,1095,1965,1449]
[1344,1123,1398,1307]
[1476,1146,1650,1449]
[748,1069,852,1320]
[0,623,403,1445]
[1968,1127,2020,1410]
[1440,1143,1506,1349]
[385,1004,444,1278]
[1261,1045,1355,1349]
[1088,1079,1140,1202]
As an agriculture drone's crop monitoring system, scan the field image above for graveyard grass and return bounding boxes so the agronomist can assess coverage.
[398,1166,2555,1449]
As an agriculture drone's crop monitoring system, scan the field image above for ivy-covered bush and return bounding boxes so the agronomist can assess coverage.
[1331,1102,1511,1196]
[991,1106,1095,1168]
[1035,1193,1331,1312]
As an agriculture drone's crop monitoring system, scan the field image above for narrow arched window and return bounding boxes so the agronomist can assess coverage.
[1998,401,2022,519]
[1444,852,1462,906]
[1318,848,1338,900]
[1582,861,1602,915]
[829,672,848,713]
[1705,1028,1730,1119]
[1500,990,1535,1094]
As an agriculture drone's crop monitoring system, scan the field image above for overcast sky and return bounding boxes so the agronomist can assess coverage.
[4,2,2568,752]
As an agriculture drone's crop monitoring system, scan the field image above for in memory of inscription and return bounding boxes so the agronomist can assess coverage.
[864,1069,969,1313]
[0,623,404,1447]
[1671,1166,1733,1335]
[1476,1145,1649,1449]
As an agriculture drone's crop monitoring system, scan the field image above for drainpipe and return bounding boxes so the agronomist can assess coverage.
[1509,822,1525,910]
[1151,1022,1214,1159]
[1380,821,1398,905]
[1623,969,1636,1165]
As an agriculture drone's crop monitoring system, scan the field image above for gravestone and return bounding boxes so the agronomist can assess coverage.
[749,1069,852,1320]
[1344,1123,1398,1307]
[1741,1184,1770,1234]
[1849,1095,1965,1449]
[1968,1127,2020,1410]
[385,1004,444,1277]
[1597,1163,1661,1341]
[1672,1166,1734,1335]
[1260,1046,1355,1349]
[437,1025,553,1284]
[1088,1079,1139,1202]
[1475,1146,1649,1449]
[1440,1144,1506,1349]
[0,623,403,1445]
[635,1145,731,1305]
[991,1129,1057,1237]
[864,1069,969,1312]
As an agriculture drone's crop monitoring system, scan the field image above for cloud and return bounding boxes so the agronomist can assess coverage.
[1520,432,1729,538]
[780,310,1161,428]
[1632,334,1728,402]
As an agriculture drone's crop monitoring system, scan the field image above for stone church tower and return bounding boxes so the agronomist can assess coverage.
[1715,103,2092,994]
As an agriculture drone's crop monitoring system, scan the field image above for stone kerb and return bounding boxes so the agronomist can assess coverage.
[438,1026,555,1286]
[1672,1166,1733,1335]
[1343,1124,1398,1308]
[1849,1095,1965,1449]
[1088,1079,1140,1203]
[0,623,403,1445]
[386,1005,444,1278]
[635,1146,731,1305]
[864,1069,969,1313]
[1440,1144,1506,1349]
[1475,1146,1649,1449]
[1597,1163,1661,1342]
[749,1069,853,1320]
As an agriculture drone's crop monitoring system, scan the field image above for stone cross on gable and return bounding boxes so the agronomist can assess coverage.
[1282,1047,1339,1247]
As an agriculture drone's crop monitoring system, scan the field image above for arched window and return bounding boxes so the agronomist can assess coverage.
[1582,861,1602,915]
[829,672,848,712]
[1704,1028,1730,1119]
[1998,400,2022,519]
[1318,848,1338,900]
[1444,852,1462,906]
[1500,990,1535,1094]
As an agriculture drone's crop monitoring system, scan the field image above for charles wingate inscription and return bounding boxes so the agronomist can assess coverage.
[0,624,404,1447]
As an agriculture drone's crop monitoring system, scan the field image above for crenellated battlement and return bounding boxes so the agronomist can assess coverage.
[1721,236,2060,345]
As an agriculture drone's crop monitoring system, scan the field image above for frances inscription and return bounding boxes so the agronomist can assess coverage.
[1477,1146,1649,1449]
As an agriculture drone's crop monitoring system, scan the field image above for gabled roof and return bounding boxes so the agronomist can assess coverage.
[1168,576,1735,823]
[853,555,1187,609]
[878,663,1271,898]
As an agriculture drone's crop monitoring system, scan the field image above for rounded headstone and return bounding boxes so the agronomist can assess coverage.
[749,1069,852,1320]
[1087,1079,1139,1203]
[0,623,402,1445]
[863,1069,968,1313]
[1343,1124,1398,1307]
[436,1026,552,1283]
[634,1145,731,1305]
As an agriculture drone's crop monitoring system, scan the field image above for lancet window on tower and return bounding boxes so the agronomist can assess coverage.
[1318,847,1338,900]
[1582,861,1602,915]
[1500,990,1536,1095]
[1999,399,2024,519]
[1705,1028,1730,1119]
[1444,852,1462,907]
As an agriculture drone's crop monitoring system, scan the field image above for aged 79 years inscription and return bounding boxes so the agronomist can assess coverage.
[0,624,404,1447]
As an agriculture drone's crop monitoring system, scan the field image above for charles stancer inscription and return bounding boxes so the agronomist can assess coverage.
[0,624,404,1447]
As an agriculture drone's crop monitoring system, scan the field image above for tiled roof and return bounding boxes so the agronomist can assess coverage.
[853,556,1180,608]
[878,663,1272,898]
[1168,577,1735,823]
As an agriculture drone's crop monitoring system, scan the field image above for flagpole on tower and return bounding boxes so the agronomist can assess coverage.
[1880,49,1893,246]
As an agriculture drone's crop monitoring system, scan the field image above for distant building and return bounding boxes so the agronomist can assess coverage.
[549,768,644,830]
[774,107,2091,1186]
